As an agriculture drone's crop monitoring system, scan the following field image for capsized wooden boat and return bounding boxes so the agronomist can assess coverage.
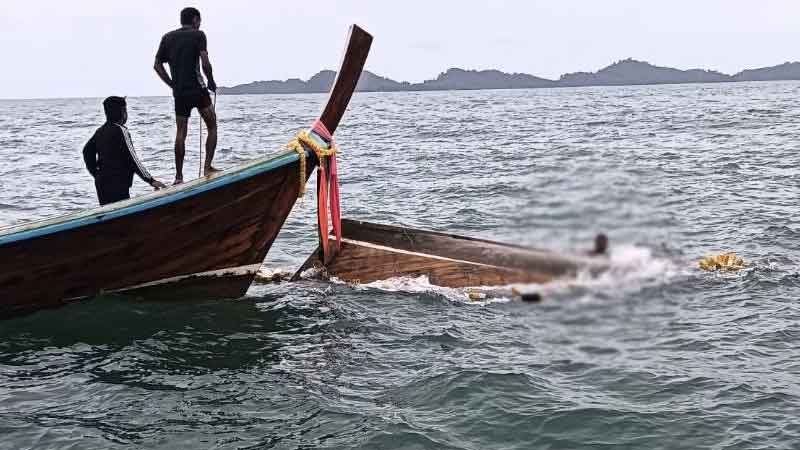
[0,25,372,319]
[293,219,609,287]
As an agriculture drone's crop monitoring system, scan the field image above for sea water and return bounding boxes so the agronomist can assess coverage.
[1,82,799,449]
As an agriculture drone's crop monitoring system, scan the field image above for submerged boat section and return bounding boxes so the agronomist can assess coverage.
[294,219,608,288]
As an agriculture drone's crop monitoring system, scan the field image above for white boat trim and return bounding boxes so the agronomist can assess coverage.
[339,238,512,269]
[112,263,264,293]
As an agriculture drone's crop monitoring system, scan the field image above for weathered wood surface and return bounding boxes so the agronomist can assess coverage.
[0,160,311,318]
[320,25,372,134]
[294,219,608,287]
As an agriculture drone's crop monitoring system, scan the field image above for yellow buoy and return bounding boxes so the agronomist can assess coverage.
[698,252,746,271]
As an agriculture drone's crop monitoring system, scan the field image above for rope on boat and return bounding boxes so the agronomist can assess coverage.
[198,92,217,178]
[199,115,203,178]
[287,120,342,265]
[286,130,338,198]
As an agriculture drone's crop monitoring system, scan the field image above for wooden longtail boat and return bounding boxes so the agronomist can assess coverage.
[294,219,609,288]
[0,25,372,318]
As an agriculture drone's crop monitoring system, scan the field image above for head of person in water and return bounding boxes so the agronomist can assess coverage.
[593,233,609,255]
[102,96,127,125]
[180,7,201,29]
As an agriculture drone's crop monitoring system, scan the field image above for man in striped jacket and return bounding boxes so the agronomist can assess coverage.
[83,96,166,205]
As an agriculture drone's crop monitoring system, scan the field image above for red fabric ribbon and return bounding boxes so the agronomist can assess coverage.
[311,120,342,264]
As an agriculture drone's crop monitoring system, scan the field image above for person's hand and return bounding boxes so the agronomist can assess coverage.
[151,179,167,190]
[207,80,217,93]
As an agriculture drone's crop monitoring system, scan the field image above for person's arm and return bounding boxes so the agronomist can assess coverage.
[153,36,173,89]
[82,134,98,178]
[200,51,216,92]
[198,32,216,92]
[154,60,173,89]
[118,126,166,189]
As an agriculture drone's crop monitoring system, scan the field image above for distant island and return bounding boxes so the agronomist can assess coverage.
[219,59,800,95]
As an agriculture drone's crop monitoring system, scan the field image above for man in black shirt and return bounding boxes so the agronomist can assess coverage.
[83,97,166,205]
[153,7,219,185]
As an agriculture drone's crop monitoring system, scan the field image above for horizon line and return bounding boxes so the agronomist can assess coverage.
[4,79,800,102]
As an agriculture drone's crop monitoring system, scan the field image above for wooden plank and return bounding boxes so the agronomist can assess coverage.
[294,220,609,288]
[340,219,607,277]
[323,240,553,287]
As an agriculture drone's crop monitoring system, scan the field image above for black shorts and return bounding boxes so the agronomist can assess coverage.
[174,92,212,118]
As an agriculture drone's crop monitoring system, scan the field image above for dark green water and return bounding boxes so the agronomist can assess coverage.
[1,83,800,448]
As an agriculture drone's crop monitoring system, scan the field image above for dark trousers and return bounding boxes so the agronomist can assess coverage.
[95,179,130,205]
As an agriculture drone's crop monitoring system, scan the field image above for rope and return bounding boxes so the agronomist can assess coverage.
[286,130,338,198]
[288,140,307,197]
[198,92,218,178]
[198,115,203,178]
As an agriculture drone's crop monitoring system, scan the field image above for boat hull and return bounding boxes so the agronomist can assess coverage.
[0,152,315,318]
[295,219,609,288]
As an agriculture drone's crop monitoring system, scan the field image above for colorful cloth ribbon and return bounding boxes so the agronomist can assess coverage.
[311,120,342,265]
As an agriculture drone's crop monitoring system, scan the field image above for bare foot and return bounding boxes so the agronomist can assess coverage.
[204,166,221,176]
[173,177,183,185]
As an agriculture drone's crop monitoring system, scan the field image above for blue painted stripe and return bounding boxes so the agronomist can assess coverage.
[0,148,314,247]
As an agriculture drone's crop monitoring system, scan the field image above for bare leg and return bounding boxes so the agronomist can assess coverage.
[174,116,189,184]
[199,106,219,175]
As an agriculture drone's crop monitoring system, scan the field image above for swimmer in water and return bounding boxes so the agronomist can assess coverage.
[588,233,609,256]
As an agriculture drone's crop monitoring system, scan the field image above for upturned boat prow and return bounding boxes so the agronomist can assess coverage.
[292,219,609,289]
[0,25,373,319]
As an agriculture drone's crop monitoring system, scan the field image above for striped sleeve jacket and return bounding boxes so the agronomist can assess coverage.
[83,122,155,187]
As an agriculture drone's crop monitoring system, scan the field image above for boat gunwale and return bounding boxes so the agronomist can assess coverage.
[0,147,314,246]
[343,218,611,273]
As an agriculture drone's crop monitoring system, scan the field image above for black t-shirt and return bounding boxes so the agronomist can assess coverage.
[156,28,207,97]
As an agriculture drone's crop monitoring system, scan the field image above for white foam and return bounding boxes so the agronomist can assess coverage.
[349,275,512,305]
[252,266,296,284]
[581,244,679,289]
[514,244,681,298]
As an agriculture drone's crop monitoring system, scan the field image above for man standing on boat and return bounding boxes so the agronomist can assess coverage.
[83,97,167,205]
[153,7,219,184]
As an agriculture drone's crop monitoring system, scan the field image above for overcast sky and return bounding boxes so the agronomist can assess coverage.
[2,0,800,98]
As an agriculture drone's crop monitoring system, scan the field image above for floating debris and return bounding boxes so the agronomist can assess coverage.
[466,290,487,301]
[698,252,746,272]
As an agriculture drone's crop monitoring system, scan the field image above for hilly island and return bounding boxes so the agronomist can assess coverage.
[220,59,800,95]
